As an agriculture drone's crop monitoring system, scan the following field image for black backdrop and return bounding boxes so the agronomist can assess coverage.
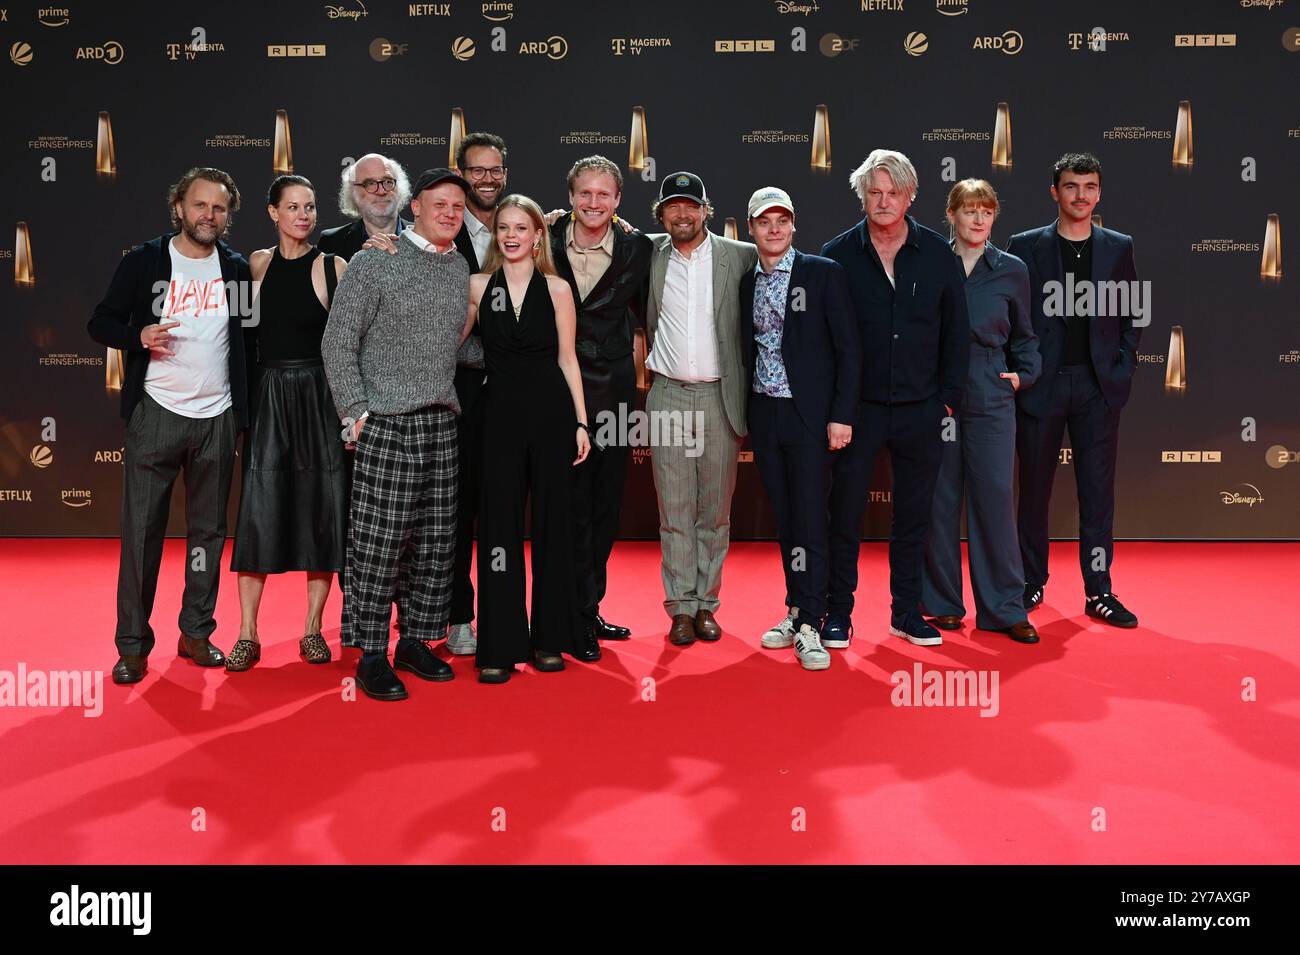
[2,0,1297,539]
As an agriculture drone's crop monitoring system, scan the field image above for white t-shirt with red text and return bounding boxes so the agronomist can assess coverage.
[143,238,233,418]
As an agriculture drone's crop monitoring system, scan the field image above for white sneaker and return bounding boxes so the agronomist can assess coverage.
[446,622,477,656]
[761,607,798,648]
[794,624,830,671]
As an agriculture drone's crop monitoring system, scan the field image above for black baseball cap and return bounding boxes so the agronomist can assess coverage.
[657,171,708,206]
[412,167,470,198]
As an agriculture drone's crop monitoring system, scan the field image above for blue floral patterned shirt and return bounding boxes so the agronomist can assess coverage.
[752,246,795,397]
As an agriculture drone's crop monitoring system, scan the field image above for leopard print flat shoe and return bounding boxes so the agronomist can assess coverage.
[225,639,261,672]
[299,633,331,664]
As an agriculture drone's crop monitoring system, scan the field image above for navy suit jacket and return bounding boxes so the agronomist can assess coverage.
[1007,220,1141,417]
[740,249,862,437]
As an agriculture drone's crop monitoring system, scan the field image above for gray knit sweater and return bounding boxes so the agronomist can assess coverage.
[321,237,469,421]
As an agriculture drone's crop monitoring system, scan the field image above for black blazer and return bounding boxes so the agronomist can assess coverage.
[549,216,653,420]
[740,249,862,436]
[1007,220,1141,417]
[88,232,253,428]
[317,217,412,261]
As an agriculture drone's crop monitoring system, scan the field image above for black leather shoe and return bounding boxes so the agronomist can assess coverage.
[592,614,631,640]
[177,634,225,667]
[356,654,409,700]
[112,655,147,685]
[478,666,514,684]
[393,638,454,682]
[532,650,566,672]
[569,627,602,663]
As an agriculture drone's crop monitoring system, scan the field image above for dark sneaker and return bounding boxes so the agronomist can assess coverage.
[1024,583,1044,612]
[1085,593,1138,629]
[889,612,943,647]
[822,614,854,649]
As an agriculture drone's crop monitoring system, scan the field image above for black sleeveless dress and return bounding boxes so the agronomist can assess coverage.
[231,247,348,573]
[476,268,579,667]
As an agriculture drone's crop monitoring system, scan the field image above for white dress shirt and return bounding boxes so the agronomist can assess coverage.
[403,229,458,255]
[646,237,719,381]
[463,211,492,268]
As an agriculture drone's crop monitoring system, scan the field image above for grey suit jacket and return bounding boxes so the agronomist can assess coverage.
[645,231,759,437]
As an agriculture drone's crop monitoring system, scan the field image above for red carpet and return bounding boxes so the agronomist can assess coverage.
[2,539,1297,864]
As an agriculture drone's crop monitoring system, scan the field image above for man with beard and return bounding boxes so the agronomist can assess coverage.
[89,167,253,685]
[319,154,413,261]
[644,172,758,647]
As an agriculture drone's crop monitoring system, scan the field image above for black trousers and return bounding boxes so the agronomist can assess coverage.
[475,382,578,668]
[1016,363,1121,597]
[749,394,831,623]
[573,364,635,625]
[828,396,945,619]
[449,365,486,624]
[115,392,237,658]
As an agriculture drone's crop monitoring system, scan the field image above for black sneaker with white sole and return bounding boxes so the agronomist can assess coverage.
[1085,592,1138,628]
[822,614,853,649]
[889,612,943,647]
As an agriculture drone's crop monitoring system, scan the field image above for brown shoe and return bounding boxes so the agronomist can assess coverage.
[694,609,722,642]
[667,614,696,646]
[930,615,963,631]
[1004,621,1040,644]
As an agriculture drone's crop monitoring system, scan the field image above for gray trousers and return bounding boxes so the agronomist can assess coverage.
[922,347,1027,630]
[115,392,237,657]
[647,376,741,618]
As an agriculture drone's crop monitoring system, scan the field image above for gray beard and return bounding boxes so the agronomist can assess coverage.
[361,208,398,232]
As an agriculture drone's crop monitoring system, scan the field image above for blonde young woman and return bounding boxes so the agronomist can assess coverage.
[466,195,591,683]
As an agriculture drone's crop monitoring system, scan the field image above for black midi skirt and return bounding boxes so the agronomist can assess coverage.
[230,360,349,573]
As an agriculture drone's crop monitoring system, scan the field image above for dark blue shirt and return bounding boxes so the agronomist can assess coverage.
[959,242,1041,389]
[821,215,970,411]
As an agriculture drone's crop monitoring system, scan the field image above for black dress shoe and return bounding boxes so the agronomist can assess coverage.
[592,614,631,640]
[177,634,225,667]
[478,666,514,684]
[569,627,602,663]
[112,655,147,685]
[356,654,409,700]
[532,650,566,672]
[393,638,454,681]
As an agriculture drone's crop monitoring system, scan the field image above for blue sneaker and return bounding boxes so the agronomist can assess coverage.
[823,614,853,649]
[889,611,943,647]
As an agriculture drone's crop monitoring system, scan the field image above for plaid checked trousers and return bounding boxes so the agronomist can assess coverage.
[348,406,458,654]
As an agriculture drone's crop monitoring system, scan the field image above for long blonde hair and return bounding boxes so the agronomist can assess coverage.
[482,194,557,276]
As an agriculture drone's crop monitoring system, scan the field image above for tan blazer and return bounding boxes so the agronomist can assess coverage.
[645,231,759,437]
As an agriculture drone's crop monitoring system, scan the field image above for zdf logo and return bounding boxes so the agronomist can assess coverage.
[1267,445,1299,469]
